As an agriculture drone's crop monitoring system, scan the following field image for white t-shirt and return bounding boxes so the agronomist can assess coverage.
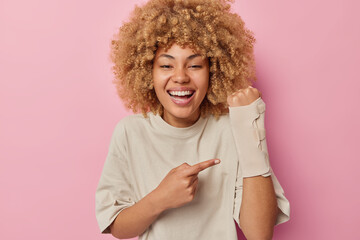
[95,98,290,239]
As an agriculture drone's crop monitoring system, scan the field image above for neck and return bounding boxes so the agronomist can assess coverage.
[162,110,200,128]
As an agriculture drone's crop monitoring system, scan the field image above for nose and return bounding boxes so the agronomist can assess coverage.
[171,67,189,83]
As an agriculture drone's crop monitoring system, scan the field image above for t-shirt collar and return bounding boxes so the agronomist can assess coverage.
[149,112,208,138]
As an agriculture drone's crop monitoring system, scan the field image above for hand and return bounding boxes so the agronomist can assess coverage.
[153,159,221,211]
[227,86,262,107]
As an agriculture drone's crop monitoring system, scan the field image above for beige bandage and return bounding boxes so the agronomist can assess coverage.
[229,97,271,178]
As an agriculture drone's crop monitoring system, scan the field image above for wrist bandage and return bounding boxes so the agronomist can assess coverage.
[229,97,271,178]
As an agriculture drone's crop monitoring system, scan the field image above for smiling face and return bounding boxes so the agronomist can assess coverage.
[152,44,210,128]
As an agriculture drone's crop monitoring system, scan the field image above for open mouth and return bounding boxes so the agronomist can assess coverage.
[167,90,195,99]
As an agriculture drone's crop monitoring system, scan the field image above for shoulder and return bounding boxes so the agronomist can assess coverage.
[114,113,150,133]
[205,113,232,134]
[115,113,149,129]
[117,113,148,126]
[108,113,151,149]
[207,112,230,125]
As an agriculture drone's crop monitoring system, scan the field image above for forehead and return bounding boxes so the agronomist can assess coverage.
[154,44,202,60]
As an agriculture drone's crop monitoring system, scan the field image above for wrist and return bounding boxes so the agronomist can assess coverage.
[146,189,168,215]
[228,96,263,127]
[229,97,270,178]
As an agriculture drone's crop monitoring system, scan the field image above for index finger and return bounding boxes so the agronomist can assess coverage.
[185,159,221,176]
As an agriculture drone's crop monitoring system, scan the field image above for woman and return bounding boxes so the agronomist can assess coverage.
[95,0,290,239]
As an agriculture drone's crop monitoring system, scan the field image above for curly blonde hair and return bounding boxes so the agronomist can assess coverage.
[110,0,257,119]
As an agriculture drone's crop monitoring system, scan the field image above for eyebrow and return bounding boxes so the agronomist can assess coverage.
[158,53,202,60]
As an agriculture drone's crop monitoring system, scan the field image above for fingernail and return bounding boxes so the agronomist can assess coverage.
[214,159,220,164]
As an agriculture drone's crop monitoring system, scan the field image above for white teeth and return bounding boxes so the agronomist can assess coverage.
[168,90,194,96]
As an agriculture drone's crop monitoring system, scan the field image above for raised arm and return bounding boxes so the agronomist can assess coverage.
[228,87,278,240]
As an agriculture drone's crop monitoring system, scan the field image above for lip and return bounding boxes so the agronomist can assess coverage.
[168,91,196,106]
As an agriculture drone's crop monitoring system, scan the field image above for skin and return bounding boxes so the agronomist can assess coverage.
[152,44,209,128]
[110,44,278,239]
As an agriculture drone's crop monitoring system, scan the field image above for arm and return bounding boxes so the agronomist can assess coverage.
[240,175,278,240]
[228,87,279,239]
[96,121,162,237]
[109,189,165,239]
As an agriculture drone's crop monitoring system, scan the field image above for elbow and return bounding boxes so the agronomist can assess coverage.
[251,204,278,240]
[109,223,122,239]
[247,235,274,240]
[111,230,135,239]
[111,232,130,240]
[242,227,275,240]
[110,222,138,239]
[240,206,279,240]
[110,231,122,240]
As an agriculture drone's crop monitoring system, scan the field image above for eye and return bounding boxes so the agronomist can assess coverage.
[189,65,202,69]
[160,65,172,69]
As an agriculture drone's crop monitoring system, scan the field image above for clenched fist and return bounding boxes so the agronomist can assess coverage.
[227,86,262,107]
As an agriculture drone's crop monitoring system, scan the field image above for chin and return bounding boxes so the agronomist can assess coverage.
[166,107,199,120]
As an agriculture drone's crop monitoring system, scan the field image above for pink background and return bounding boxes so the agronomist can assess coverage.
[1,0,359,239]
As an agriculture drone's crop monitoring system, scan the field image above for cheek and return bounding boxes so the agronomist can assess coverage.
[153,82,163,99]
[200,73,210,93]
[153,79,166,93]
[152,69,169,87]
[152,70,162,89]
[152,76,167,101]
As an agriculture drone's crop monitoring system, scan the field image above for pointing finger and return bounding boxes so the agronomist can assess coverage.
[185,159,221,176]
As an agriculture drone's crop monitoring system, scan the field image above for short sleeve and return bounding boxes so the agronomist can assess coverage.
[232,164,291,229]
[95,121,136,234]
